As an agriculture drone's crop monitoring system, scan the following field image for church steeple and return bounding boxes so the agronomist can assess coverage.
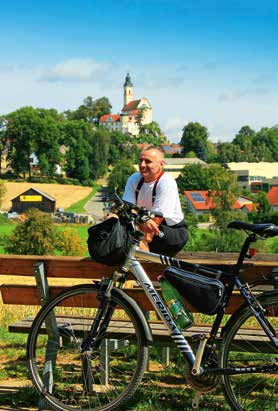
[124,72,133,87]
[123,72,133,106]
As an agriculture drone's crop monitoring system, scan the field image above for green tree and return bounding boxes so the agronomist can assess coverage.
[4,107,61,178]
[4,209,59,255]
[217,142,243,163]
[253,127,278,161]
[88,126,110,179]
[180,122,209,160]
[61,120,92,183]
[137,121,167,144]
[248,191,276,223]
[233,125,256,151]
[56,229,86,256]
[65,96,112,123]
[107,159,136,196]
[108,132,139,165]
[4,209,85,255]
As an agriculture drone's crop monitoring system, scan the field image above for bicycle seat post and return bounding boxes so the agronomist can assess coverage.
[234,233,256,276]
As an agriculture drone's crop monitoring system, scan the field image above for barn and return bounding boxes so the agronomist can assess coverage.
[11,188,56,214]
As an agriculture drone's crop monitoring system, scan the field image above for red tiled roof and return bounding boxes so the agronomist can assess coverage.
[240,203,255,212]
[99,114,120,123]
[184,191,214,210]
[267,186,278,205]
[185,190,254,211]
[122,99,141,112]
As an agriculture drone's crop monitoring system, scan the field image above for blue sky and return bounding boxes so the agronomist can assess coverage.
[1,0,278,142]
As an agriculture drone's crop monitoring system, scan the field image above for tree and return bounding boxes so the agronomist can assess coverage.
[4,209,85,255]
[180,122,209,160]
[65,96,112,123]
[61,120,92,183]
[248,191,277,224]
[4,209,59,255]
[107,159,136,196]
[217,142,243,163]
[233,125,256,151]
[137,121,167,144]
[108,131,139,165]
[88,126,110,179]
[177,164,210,191]
[4,107,61,178]
[253,127,278,161]
[56,229,86,256]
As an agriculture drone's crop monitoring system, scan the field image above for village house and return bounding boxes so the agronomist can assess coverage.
[184,190,255,218]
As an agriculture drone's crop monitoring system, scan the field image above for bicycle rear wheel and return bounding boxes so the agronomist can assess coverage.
[27,284,148,411]
[220,291,278,410]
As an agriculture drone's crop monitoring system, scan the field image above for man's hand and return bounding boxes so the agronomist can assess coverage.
[138,216,163,235]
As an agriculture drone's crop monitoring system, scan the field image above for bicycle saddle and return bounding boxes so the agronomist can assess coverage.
[228,221,278,237]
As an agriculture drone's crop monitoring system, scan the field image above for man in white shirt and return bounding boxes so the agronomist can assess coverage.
[123,146,188,256]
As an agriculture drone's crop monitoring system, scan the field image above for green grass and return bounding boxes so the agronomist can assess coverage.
[65,183,101,213]
[0,219,16,253]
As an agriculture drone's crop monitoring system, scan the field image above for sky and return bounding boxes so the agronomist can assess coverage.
[1,0,278,143]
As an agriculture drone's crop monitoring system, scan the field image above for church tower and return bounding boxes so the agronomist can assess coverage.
[123,72,133,106]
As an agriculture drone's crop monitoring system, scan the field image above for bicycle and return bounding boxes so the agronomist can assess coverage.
[26,195,278,411]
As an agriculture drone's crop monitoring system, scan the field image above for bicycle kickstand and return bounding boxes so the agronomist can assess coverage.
[192,391,202,409]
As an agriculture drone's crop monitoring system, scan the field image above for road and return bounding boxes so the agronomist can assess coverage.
[84,178,109,222]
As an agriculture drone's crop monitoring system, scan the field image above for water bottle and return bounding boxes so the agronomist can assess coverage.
[159,276,194,330]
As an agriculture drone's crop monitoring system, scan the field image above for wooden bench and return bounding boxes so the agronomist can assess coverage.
[1,252,277,344]
[0,252,277,407]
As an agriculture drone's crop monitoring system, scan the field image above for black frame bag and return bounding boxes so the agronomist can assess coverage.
[163,267,225,315]
[87,217,131,266]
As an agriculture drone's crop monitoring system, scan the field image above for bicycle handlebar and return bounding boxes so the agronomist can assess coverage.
[109,193,165,237]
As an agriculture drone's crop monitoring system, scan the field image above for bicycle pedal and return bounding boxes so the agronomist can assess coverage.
[192,391,201,409]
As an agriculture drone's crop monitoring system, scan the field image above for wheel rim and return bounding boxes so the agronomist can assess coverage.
[28,286,147,411]
[221,295,278,410]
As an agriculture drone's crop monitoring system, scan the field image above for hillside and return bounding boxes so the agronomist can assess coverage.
[2,182,92,211]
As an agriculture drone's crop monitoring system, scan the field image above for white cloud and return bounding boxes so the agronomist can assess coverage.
[218,87,271,102]
[39,58,112,83]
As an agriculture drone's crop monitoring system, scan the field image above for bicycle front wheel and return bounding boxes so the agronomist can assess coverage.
[220,291,278,411]
[27,284,149,411]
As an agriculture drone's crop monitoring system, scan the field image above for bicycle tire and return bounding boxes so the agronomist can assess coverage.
[27,284,149,411]
[220,291,278,410]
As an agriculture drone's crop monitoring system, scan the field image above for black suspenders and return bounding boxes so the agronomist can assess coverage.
[135,172,164,205]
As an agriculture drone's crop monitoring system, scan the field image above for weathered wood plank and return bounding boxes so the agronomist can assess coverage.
[1,284,269,315]
[0,253,277,283]
[8,316,275,352]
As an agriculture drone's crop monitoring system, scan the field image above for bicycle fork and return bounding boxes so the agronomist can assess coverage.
[81,275,121,352]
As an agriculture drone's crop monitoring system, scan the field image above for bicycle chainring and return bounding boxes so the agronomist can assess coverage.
[185,356,221,393]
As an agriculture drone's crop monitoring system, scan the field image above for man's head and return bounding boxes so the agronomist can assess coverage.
[139,146,165,182]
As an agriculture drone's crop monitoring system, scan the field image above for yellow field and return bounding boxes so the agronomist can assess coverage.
[2,182,92,211]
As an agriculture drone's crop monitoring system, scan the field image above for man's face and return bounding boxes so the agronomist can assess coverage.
[139,149,164,182]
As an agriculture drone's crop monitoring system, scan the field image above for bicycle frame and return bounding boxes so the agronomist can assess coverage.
[117,241,278,374]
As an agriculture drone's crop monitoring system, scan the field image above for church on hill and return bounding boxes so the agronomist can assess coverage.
[99,73,152,136]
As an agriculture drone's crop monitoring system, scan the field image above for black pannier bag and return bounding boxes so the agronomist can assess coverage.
[87,217,131,266]
[163,267,225,315]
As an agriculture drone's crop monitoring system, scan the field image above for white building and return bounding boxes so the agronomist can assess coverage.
[99,73,152,136]
[227,162,278,190]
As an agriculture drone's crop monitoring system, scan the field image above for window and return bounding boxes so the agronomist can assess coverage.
[190,193,206,202]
